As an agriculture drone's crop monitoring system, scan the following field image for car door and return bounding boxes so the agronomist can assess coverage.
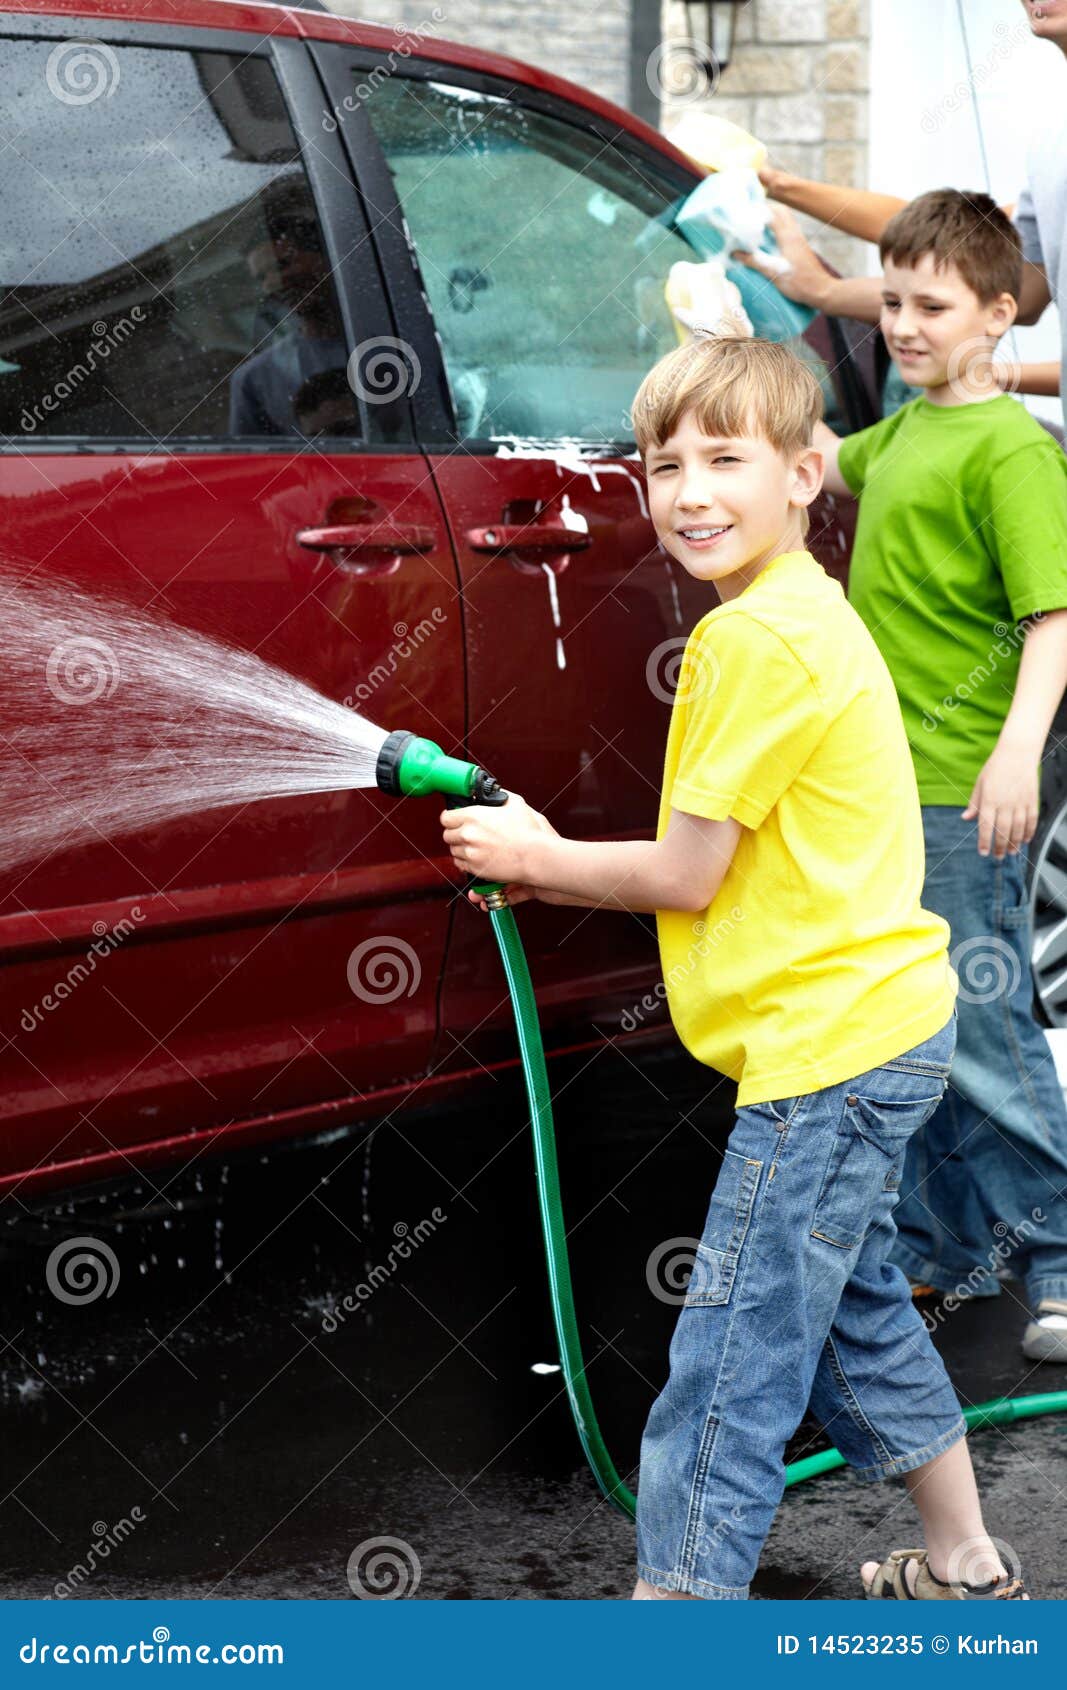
[310,49,719,1068]
[0,14,462,1189]
[312,44,869,1072]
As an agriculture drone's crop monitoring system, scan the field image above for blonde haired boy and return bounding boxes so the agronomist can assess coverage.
[438,336,1029,1603]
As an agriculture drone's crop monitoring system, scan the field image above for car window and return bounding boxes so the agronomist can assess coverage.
[360,76,707,443]
[0,41,355,443]
[362,74,857,447]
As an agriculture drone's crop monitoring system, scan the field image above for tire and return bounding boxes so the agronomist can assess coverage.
[1028,732,1067,1028]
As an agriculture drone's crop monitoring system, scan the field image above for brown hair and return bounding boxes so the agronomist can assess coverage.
[879,188,1021,303]
[631,334,823,461]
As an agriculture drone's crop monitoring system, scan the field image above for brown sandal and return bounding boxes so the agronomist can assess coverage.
[862,1548,1030,1600]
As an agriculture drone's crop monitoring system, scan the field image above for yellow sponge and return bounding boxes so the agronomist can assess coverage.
[665,260,753,344]
[666,112,768,174]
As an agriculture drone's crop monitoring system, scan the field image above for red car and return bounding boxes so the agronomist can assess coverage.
[0,0,879,1196]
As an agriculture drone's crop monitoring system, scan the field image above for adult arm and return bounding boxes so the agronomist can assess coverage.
[1012,184,1052,326]
[1014,263,1053,327]
[759,167,1017,247]
[759,168,908,245]
[995,360,1060,397]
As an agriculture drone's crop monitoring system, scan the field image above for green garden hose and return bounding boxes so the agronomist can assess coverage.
[482,889,636,1515]
[482,892,1067,1523]
[370,730,1067,1522]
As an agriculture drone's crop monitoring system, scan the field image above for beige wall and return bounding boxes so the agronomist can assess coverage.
[326,0,635,112]
[658,0,871,277]
[324,1,870,274]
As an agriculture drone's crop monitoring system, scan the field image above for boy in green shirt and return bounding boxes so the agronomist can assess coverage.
[818,188,1067,1362]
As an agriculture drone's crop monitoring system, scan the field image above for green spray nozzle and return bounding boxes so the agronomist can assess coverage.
[375,730,508,807]
[375,730,508,902]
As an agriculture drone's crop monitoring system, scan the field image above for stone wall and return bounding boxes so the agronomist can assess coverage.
[326,0,635,112]
[658,0,871,277]
[324,1,870,273]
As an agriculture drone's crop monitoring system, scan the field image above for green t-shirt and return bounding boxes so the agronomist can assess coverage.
[839,394,1067,804]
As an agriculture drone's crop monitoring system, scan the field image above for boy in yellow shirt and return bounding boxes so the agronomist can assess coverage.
[439,336,1028,1602]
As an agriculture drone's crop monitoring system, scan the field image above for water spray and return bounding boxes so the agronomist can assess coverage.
[7,555,1063,1532]
[377,728,1067,1526]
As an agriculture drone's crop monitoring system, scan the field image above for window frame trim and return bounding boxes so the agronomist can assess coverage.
[310,41,715,458]
[310,45,878,455]
[0,14,408,453]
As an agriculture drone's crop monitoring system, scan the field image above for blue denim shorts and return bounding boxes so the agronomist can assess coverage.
[636,1010,966,1599]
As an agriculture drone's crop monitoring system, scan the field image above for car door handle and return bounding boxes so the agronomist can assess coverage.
[297,524,437,556]
[466,524,592,560]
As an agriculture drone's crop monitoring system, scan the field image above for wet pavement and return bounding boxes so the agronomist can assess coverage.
[1,1039,1064,1601]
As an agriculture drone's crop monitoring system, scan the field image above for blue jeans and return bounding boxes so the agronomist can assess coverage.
[891,808,1067,1311]
[636,1013,966,1599]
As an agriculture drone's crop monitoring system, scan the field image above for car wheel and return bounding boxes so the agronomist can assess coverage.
[1030,737,1067,1028]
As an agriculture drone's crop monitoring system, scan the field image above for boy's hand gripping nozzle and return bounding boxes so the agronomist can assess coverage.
[374,729,509,904]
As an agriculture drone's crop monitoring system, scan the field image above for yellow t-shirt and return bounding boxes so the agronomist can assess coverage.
[656,549,957,1106]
